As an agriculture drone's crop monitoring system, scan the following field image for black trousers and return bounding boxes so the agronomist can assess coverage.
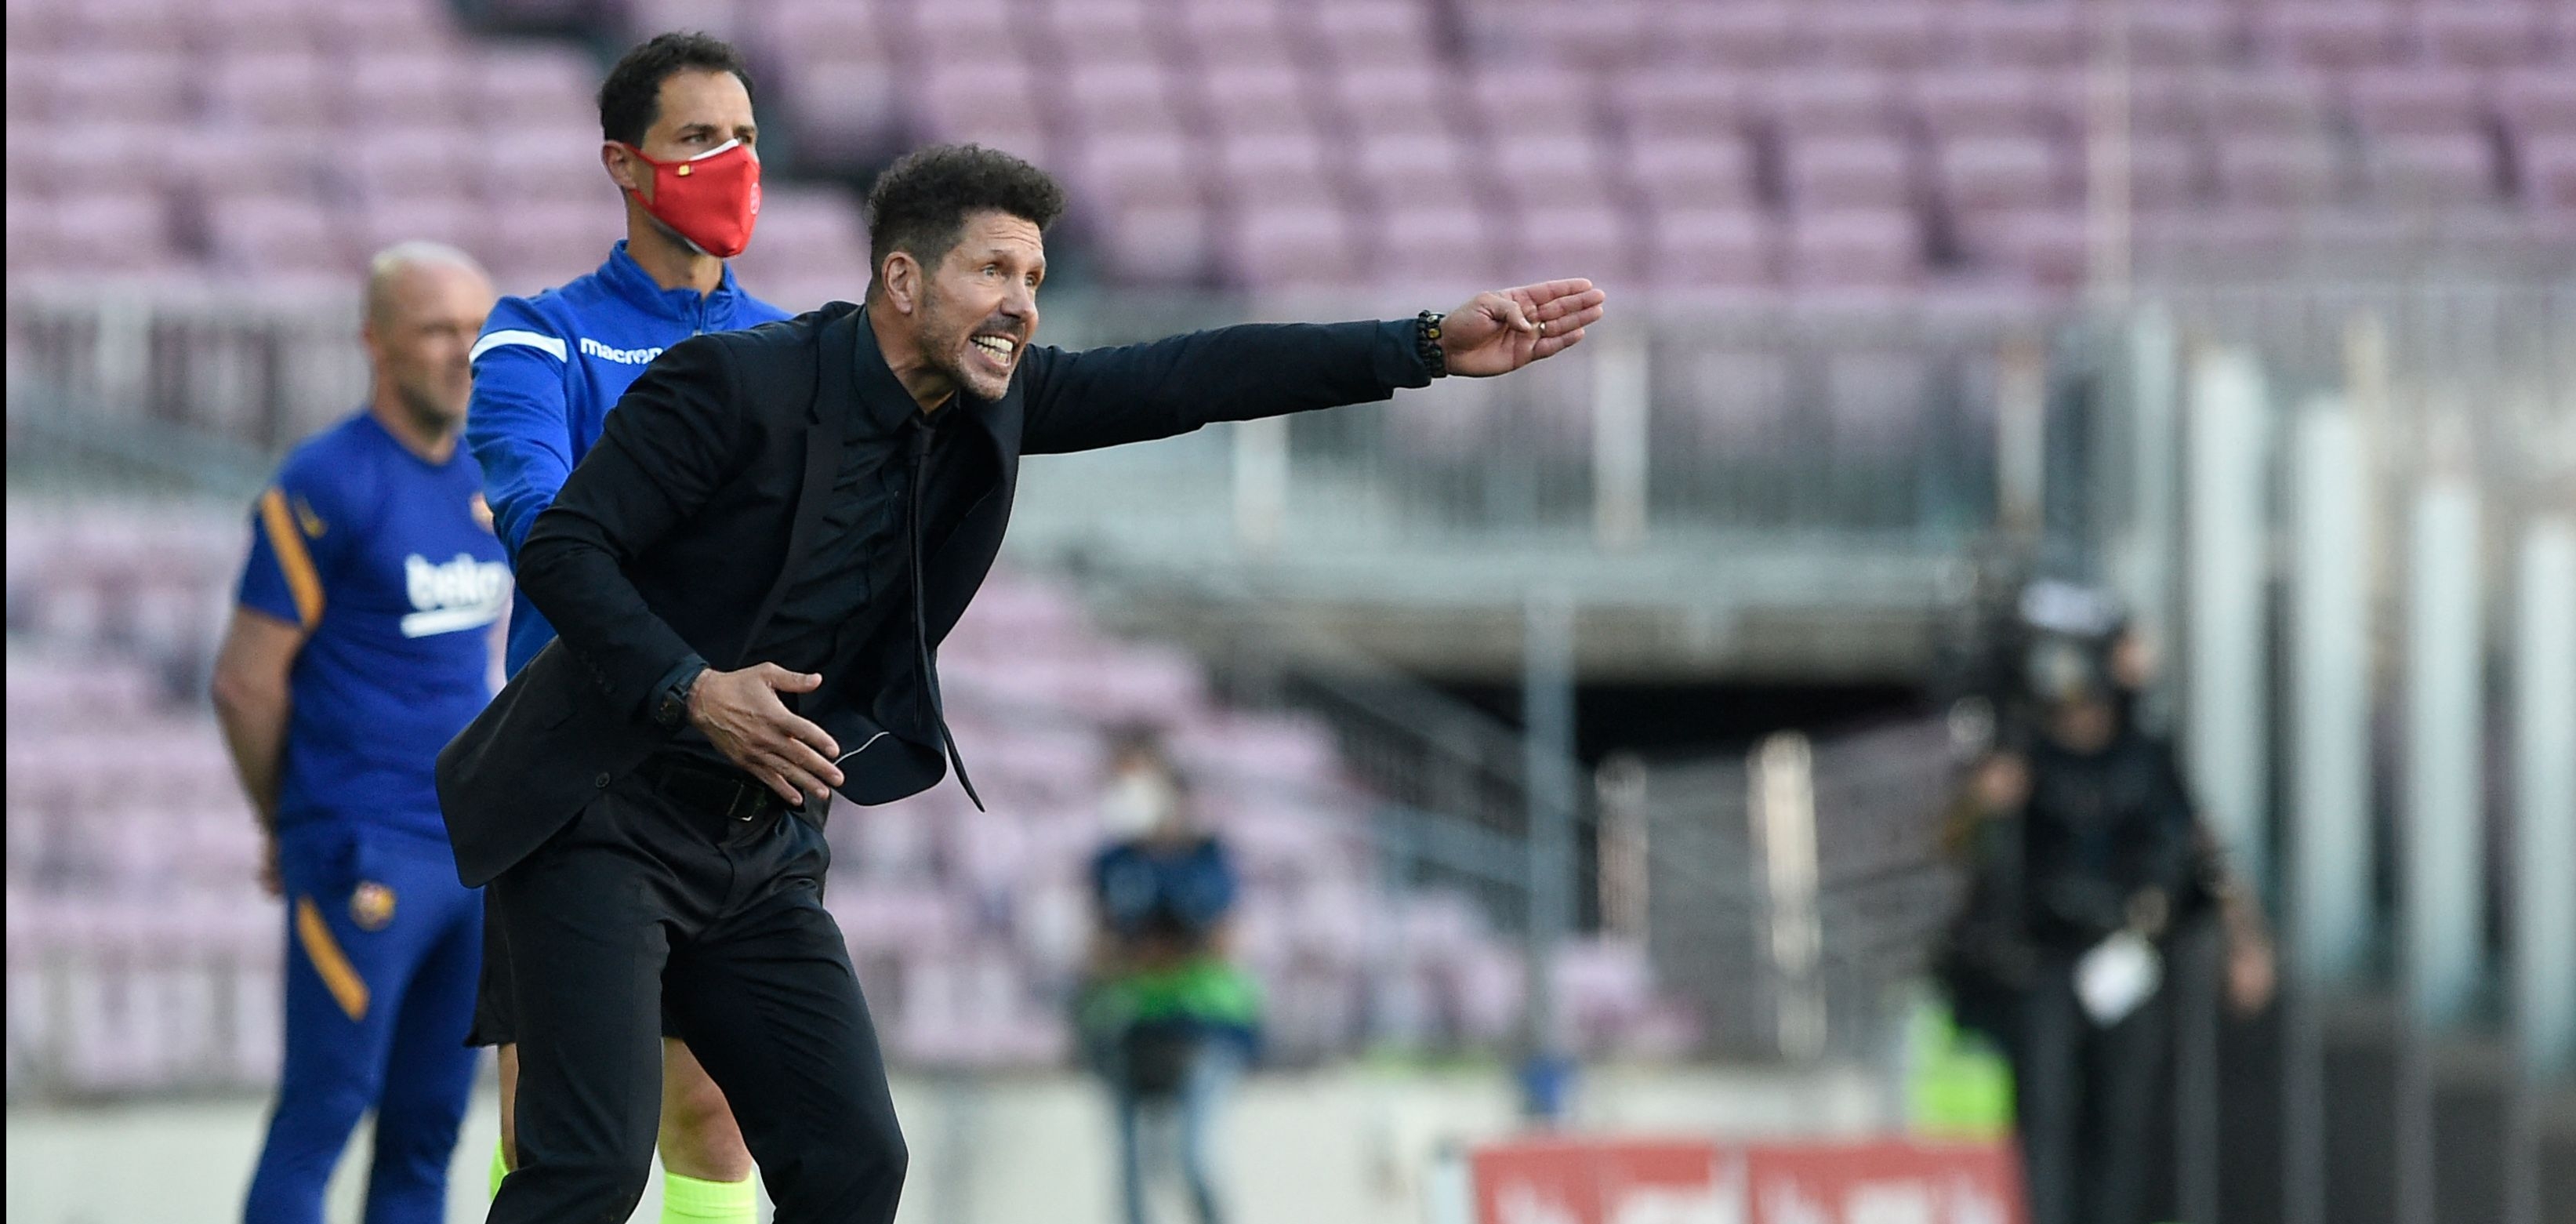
[2009,955,2171,1224]
[487,763,905,1222]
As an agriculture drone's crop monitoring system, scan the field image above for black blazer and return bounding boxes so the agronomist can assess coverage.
[437,301,1431,886]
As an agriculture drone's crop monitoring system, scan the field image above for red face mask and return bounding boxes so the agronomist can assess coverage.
[620,138,760,259]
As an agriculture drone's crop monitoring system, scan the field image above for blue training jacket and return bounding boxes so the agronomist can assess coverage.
[465,240,790,676]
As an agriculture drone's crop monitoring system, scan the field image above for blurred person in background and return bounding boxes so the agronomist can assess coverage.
[435,138,1605,1221]
[1939,594,2275,1224]
[460,31,787,1222]
[1081,729,1261,1224]
[210,242,503,1224]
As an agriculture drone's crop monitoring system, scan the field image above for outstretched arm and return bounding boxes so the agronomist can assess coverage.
[1021,279,1609,455]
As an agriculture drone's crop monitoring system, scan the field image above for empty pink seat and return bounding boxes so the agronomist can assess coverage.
[2127,2,2235,67]
[350,126,483,204]
[1508,202,1631,285]
[1225,202,1359,287]
[2367,133,2497,206]
[1759,70,1901,141]
[1805,2,1939,71]
[1785,209,1922,291]
[2197,72,2331,138]
[1213,130,1337,207]
[916,60,1050,162]
[1071,131,1205,210]
[1171,0,1295,66]
[1308,0,1435,69]
[473,43,600,129]
[310,0,459,54]
[1489,135,1604,205]
[202,52,334,129]
[1098,203,1212,285]
[1327,64,1453,136]
[2523,137,2576,210]
[1783,136,1914,210]
[1654,2,1792,69]
[2343,68,2485,139]
[2494,68,2576,140]
[1938,136,2069,212]
[1036,0,1156,65]
[2253,2,2404,70]
[1957,208,2090,292]
[1647,207,1773,292]
[2414,3,2549,67]
[8,191,172,273]
[1199,64,1329,139]
[340,51,469,127]
[2123,136,2208,210]
[1910,69,2074,143]
[1627,135,1758,210]
[1461,64,1594,140]
[1350,132,1471,206]
[478,126,616,205]
[26,51,194,125]
[1953,2,2085,68]
[1609,71,1748,143]
[1061,58,1186,135]
[785,57,899,170]
[7,122,174,198]
[2215,134,2343,205]
[357,197,484,258]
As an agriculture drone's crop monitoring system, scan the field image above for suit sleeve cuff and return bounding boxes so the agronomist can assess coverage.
[645,653,710,723]
[1377,318,1437,389]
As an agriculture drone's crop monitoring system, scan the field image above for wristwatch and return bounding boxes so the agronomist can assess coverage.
[1414,310,1447,378]
[654,666,704,731]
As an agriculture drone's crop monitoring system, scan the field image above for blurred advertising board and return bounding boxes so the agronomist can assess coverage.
[1466,1135,2021,1224]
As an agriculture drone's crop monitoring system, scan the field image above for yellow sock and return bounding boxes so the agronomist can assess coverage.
[488,1138,510,1199]
[661,1167,757,1223]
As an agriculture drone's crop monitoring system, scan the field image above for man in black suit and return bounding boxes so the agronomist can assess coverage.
[437,143,1607,1221]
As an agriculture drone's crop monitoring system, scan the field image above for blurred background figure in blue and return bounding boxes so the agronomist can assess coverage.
[1081,728,1260,1224]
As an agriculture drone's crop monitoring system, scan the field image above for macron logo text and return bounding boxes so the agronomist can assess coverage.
[579,338,665,365]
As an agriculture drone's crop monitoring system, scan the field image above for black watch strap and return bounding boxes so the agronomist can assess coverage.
[653,662,705,731]
[1415,310,1447,378]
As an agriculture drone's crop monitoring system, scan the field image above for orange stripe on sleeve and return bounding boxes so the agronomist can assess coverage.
[257,488,325,627]
[293,897,369,1022]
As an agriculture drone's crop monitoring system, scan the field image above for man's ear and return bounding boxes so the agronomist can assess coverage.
[881,252,921,314]
[603,143,648,201]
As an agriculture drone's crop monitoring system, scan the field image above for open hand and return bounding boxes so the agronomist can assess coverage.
[687,663,844,805]
[1439,278,1609,377]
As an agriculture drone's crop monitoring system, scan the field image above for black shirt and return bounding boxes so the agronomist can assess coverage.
[2019,727,2200,947]
[663,397,981,768]
[757,408,956,675]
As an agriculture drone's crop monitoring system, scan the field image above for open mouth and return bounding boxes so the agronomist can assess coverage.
[969,334,1017,365]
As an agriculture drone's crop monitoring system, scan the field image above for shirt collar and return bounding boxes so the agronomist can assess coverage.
[597,239,745,325]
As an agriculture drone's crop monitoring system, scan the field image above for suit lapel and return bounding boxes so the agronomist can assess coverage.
[736,304,861,658]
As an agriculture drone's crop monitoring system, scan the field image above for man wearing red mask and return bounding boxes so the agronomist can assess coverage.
[462,31,785,1224]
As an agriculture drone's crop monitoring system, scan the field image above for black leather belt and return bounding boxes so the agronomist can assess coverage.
[639,754,787,827]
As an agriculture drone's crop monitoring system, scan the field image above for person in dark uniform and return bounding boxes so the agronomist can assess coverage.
[1943,614,2275,1224]
[435,142,1608,1221]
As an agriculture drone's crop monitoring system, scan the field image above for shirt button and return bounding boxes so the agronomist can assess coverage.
[594,772,612,788]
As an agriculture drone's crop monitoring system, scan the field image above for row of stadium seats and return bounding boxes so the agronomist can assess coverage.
[2,0,878,303]
[9,0,2570,302]
[4,506,1688,1092]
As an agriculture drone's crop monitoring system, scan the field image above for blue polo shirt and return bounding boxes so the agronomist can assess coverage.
[238,411,509,844]
[464,240,789,675]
